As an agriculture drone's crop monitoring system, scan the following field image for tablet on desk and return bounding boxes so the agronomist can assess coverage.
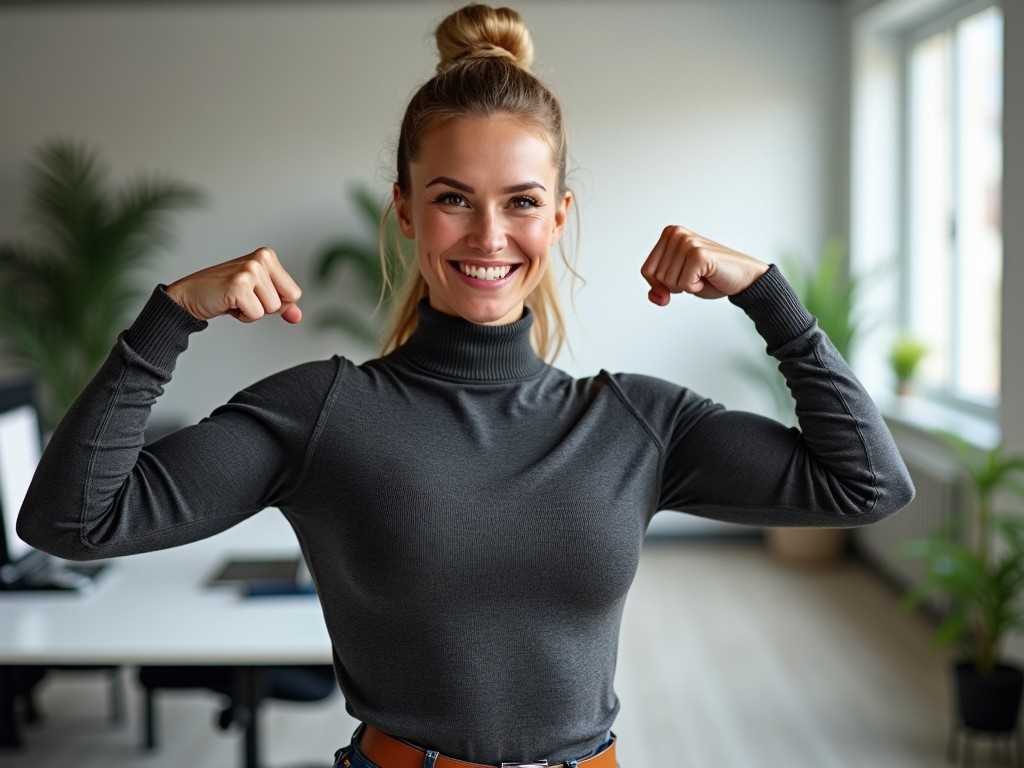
[205,556,315,597]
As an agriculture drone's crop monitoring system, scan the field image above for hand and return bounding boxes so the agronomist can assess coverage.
[640,225,769,305]
[166,247,303,324]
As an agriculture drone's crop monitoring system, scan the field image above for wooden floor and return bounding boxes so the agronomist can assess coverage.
[0,538,966,768]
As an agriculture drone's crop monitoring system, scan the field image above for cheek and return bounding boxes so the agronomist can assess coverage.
[516,218,557,257]
[417,213,463,258]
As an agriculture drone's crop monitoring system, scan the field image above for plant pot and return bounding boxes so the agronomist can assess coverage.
[764,528,846,566]
[954,661,1024,732]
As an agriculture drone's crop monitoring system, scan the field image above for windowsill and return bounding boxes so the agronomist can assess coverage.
[877,391,1000,452]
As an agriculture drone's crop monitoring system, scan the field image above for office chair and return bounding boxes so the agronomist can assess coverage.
[137,664,337,765]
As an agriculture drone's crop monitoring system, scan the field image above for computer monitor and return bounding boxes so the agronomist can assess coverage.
[0,379,50,586]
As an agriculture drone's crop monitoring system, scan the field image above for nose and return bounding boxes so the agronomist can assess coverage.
[466,209,507,255]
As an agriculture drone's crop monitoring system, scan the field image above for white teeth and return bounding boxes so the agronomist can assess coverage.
[460,263,512,281]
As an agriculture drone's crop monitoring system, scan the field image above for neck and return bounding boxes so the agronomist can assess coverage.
[389,299,546,381]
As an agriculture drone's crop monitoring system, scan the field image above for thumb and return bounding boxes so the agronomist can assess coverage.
[645,277,671,307]
[280,303,303,324]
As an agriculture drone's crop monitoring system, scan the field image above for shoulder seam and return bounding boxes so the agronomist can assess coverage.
[600,372,668,457]
[286,358,345,500]
[813,344,879,515]
[79,361,132,552]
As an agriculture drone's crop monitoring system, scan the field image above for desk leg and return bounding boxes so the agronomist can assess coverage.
[0,667,22,748]
[234,666,267,768]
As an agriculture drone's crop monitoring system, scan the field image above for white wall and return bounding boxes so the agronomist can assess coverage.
[0,0,846,434]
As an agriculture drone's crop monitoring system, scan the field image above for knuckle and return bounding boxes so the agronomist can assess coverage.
[228,270,256,289]
[253,247,276,263]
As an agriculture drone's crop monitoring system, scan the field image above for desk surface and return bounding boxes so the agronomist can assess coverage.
[0,511,332,665]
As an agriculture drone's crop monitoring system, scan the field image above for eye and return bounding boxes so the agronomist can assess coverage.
[509,195,541,210]
[433,192,469,208]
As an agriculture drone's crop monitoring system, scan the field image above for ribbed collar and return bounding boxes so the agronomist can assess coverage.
[390,299,547,382]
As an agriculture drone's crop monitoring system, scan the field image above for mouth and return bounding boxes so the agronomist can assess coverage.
[449,261,522,282]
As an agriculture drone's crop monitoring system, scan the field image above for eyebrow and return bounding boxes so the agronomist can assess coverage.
[425,176,547,194]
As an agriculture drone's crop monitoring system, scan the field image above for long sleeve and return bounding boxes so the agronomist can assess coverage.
[17,286,335,561]
[651,265,914,526]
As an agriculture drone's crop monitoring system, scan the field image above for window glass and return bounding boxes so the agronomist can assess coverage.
[905,4,1002,408]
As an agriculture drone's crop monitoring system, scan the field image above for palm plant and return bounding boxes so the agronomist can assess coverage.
[0,140,203,429]
[311,184,409,347]
[903,435,1024,677]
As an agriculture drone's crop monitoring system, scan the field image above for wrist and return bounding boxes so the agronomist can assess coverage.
[736,261,770,295]
[164,280,205,321]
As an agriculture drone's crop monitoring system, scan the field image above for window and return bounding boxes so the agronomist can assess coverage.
[903,3,1002,409]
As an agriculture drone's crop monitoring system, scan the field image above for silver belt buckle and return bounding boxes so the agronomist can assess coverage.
[500,763,548,768]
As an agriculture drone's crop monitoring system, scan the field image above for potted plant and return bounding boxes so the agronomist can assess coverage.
[888,333,928,396]
[903,434,1024,736]
[310,183,408,349]
[0,139,203,430]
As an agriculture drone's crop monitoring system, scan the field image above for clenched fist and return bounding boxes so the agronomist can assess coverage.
[166,247,303,324]
[640,226,768,305]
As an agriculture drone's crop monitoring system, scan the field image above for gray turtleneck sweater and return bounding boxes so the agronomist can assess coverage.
[19,265,913,765]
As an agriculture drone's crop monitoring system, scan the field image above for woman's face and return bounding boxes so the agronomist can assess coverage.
[394,114,571,326]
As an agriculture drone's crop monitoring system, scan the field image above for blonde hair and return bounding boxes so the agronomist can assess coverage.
[381,3,576,360]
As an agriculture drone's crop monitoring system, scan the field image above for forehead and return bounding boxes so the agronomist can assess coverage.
[411,115,558,185]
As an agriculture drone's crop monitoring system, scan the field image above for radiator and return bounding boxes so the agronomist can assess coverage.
[853,435,964,591]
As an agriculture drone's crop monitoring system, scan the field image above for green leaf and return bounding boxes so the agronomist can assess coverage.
[309,182,410,344]
[934,612,968,648]
[314,308,377,346]
[313,240,379,289]
[350,184,385,233]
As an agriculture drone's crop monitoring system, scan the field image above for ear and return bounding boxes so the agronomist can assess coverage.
[393,183,415,239]
[549,190,572,245]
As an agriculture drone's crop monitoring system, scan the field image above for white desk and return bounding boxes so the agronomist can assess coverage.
[0,511,334,767]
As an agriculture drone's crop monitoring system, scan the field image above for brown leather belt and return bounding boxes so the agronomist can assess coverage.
[356,724,617,768]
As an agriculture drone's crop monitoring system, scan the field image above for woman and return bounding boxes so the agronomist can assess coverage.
[19,5,914,768]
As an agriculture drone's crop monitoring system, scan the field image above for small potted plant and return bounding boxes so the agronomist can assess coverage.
[902,434,1024,737]
[888,334,928,396]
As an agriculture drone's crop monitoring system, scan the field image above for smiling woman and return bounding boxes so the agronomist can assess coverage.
[382,6,576,360]
[394,115,570,328]
[16,3,915,768]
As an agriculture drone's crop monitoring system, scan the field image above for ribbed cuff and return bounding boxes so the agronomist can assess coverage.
[124,286,208,372]
[728,264,815,352]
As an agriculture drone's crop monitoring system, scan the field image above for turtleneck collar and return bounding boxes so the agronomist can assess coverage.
[389,299,547,382]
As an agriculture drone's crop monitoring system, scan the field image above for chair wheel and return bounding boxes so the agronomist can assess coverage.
[217,704,252,731]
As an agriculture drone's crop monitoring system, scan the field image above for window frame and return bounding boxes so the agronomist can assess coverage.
[896,0,1002,418]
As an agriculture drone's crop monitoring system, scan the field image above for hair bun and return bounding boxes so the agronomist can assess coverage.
[435,4,535,73]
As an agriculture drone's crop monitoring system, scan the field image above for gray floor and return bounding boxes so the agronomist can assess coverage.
[0,539,974,768]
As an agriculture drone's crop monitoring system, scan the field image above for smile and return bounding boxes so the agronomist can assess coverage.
[452,262,520,282]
